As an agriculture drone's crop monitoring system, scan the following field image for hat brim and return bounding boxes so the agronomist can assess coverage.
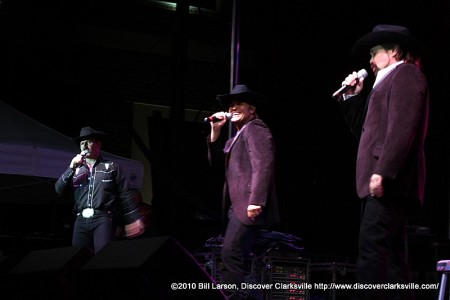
[216,91,266,109]
[351,31,427,55]
[72,132,107,144]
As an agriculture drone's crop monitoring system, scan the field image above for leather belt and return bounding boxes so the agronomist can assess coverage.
[77,208,111,219]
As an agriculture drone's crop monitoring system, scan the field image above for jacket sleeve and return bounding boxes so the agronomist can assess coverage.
[245,121,275,207]
[206,135,225,168]
[339,94,367,141]
[55,167,75,195]
[114,164,142,224]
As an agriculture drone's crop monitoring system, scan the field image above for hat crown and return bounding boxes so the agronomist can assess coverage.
[73,126,106,143]
[373,24,411,37]
[79,127,97,137]
[230,84,251,95]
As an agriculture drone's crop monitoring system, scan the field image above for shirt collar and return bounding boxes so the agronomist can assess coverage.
[373,60,404,88]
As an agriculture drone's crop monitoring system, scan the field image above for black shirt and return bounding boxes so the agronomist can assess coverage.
[55,156,141,223]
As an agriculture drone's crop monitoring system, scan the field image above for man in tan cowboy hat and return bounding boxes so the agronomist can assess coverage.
[207,84,279,299]
[55,126,145,254]
[337,25,429,299]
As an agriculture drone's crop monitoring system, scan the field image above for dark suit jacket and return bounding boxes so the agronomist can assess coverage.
[208,118,280,226]
[340,63,429,203]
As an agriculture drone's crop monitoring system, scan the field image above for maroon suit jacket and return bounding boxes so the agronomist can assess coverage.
[340,63,429,203]
[208,118,280,226]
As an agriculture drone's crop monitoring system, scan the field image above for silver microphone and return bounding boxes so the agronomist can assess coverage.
[204,112,232,123]
[72,150,89,169]
[332,69,368,99]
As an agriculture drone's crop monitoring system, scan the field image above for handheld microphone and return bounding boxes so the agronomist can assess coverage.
[332,69,368,99]
[72,150,90,169]
[204,112,232,123]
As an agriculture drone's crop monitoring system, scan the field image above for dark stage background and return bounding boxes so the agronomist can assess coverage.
[0,0,449,283]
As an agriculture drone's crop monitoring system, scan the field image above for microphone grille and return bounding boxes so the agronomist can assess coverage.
[357,69,369,79]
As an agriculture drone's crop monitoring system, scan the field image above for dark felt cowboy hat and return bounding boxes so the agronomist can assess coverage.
[216,84,267,109]
[351,24,427,55]
[73,126,107,143]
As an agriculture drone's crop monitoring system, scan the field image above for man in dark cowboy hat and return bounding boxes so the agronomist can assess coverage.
[337,25,429,299]
[206,85,279,299]
[55,126,145,254]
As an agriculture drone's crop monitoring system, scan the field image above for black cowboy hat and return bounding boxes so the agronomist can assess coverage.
[216,84,267,109]
[73,126,107,143]
[352,24,427,55]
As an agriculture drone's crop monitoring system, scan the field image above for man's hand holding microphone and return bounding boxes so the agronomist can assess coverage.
[70,150,89,169]
[333,69,368,100]
[207,112,231,142]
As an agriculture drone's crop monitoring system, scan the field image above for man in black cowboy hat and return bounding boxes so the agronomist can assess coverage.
[337,25,429,299]
[55,126,145,254]
[207,84,279,299]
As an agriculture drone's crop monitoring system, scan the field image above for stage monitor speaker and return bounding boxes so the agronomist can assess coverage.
[3,246,92,300]
[78,236,226,299]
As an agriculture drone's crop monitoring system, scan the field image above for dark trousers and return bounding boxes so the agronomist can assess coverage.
[221,209,261,299]
[72,211,115,254]
[354,195,415,300]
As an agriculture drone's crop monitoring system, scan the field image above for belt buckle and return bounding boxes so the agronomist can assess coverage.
[82,208,94,218]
